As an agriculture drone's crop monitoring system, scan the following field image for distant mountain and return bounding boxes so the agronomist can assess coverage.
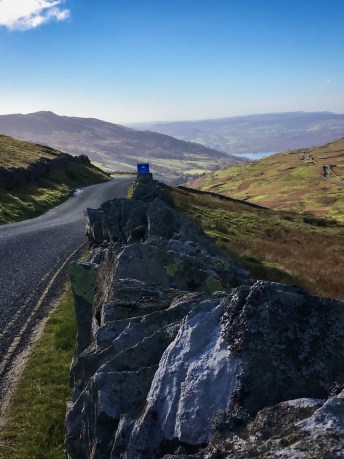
[0,111,243,183]
[131,112,344,155]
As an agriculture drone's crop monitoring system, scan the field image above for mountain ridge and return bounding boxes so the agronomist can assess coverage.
[131,111,344,155]
[0,111,243,183]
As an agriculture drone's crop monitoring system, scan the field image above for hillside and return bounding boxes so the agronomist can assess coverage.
[170,186,344,300]
[0,111,243,183]
[188,137,344,221]
[0,135,109,224]
[132,111,344,155]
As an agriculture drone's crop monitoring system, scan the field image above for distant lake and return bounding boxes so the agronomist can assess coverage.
[232,152,275,160]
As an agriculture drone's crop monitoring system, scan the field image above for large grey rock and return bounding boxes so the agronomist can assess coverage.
[123,298,242,458]
[221,281,344,415]
[65,367,158,459]
[85,198,147,244]
[67,272,344,459]
[66,290,222,458]
[89,237,251,309]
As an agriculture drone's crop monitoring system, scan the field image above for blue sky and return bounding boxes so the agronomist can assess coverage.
[0,0,343,123]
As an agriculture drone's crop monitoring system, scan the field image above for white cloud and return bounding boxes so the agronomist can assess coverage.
[0,0,70,31]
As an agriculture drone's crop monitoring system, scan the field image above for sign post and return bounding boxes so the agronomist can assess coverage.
[137,163,150,174]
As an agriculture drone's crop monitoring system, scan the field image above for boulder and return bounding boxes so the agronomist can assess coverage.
[221,280,344,415]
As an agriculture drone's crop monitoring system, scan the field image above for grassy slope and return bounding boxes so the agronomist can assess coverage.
[0,135,60,168]
[171,187,344,300]
[188,138,344,221]
[0,136,109,224]
[0,288,76,459]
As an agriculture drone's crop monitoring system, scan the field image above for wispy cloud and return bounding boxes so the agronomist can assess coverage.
[0,0,70,31]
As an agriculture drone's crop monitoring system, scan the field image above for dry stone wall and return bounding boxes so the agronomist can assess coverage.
[66,175,344,459]
[0,153,90,190]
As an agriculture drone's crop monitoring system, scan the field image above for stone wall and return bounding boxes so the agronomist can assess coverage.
[66,175,344,459]
[0,153,90,190]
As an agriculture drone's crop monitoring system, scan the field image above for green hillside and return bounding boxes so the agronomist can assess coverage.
[188,138,344,221]
[0,136,109,224]
[170,186,344,300]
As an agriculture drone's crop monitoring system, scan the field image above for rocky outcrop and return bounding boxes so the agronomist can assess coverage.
[66,175,344,459]
[0,152,90,190]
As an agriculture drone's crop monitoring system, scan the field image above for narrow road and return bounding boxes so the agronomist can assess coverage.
[0,176,133,417]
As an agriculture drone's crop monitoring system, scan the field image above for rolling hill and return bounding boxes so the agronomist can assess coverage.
[0,111,243,183]
[187,137,344,221]
[131,111,344,156]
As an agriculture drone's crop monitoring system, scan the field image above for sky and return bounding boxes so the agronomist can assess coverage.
[0,0,344,124]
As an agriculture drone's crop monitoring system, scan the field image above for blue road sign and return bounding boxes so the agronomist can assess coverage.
[137,163,150,174]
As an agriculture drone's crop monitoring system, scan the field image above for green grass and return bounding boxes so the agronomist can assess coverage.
[0,287,76,459]
[127,182,135,198]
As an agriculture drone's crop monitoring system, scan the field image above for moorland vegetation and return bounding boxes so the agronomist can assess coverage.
[171,186,344,300]
[188,137,344,221]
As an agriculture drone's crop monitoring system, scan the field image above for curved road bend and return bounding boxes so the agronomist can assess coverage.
[0,176,133,416]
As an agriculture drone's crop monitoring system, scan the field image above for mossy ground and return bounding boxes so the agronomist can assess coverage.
[0,287,76,459]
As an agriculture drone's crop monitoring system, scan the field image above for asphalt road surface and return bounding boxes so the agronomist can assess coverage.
[0,176,133,416]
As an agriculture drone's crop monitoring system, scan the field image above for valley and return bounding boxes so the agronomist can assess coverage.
[0,111,243,183]
[132,111,344,155]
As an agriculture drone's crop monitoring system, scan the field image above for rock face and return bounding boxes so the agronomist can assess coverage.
[66,175,344,459]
